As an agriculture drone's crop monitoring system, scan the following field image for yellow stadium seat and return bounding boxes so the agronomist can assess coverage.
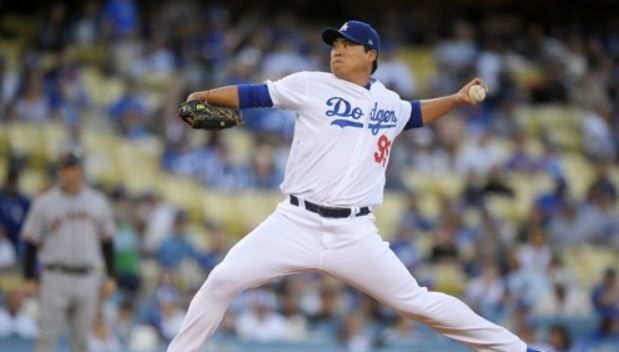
[8,122,45,165]
[141,72,175,90]
[42,122,68,161]
[433,173,465,200]
[414,231,434,258]
[0,39,22,69]
[416,193,442,219]
[82,130,121,186]
[1,15,37,41]
[115,138,162,193]
[511,66,544,94]
[121,164,161,195]
[0,123,9,156]
[401,168,435,195]
[40,51,59,72]
[516,106,541,137]
[201,190,243,236]
[398,47,436,95]
[81,66,106,105]
[536,106,570,129]
[564,246,619,290]
[226,129,255,165]
[561,154,594,199]
[101,77,126,106]
[375,192,406,238]
[492,138,515,163]
[0,156,7,183]
[18,168,49,196]
[549,127,582,152]
[525,137,544,157]
[159,174,204,222]
[142,90,165,114]
[433,263,467,295]
[485,195,517,223]
[508,172,553,221]
[402,168,464,201]
[235,191,282,229]
[69,44,106,66]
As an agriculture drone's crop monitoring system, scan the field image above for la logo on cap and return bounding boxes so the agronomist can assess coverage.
[368,39,373,45]
[340,23,349,31]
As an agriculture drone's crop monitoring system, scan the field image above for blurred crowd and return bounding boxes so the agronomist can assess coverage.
[1,0,619,351]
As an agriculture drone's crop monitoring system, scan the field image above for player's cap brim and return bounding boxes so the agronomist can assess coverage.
[321,28,364,47]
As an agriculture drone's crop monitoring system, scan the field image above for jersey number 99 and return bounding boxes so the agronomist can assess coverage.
[374,134,392,167]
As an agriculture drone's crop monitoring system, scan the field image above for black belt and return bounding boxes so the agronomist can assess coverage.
[44,264,93,275]
[289,195,370,218]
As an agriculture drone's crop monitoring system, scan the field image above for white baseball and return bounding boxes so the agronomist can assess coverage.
[468,84,486,103]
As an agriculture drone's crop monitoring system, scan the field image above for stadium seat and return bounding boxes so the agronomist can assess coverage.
[563,246,619,289]
[18,168,48,195]
[80,66,106,105]
[235,191,283,229]
[115,138,162,194]
[68,44,106,66]
[0,14,37,41]
[414,230,434,258]
[430,263,467,295]
[0,124,9,156]
[549,127,582,152]
[0,157,7,183]
[485,195,518,223]
[226,129,256,165]
[433,173,465,200]
[142,89,166,114]
[0,39,22,69]
[7,122,46,167]
[401,169,434,195]
[508,172,554,221]
[398,47,436,94]
[82,130,122,186]
[41,122,68,161]
[101,77,126,106]
[159,174,205,222]
[201,190,245,236]
[417,193,442,219]
[561,154,594,199]
[375,192,407,238]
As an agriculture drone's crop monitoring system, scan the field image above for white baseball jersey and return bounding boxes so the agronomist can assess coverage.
[266,71,419,208]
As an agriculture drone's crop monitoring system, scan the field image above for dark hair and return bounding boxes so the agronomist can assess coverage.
[549,325,571,349]
[364,46,378,73]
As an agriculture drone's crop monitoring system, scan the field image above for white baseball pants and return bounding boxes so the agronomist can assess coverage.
[168,200,526,352]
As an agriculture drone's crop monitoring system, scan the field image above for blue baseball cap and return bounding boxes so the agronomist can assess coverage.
[322,20,381,72]
[322,20,381,52]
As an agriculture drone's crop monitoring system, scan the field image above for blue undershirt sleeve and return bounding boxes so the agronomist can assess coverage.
[403,100,423,130]
[237,84,274,109]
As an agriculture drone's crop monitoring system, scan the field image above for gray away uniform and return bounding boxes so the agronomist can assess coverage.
[21,186,115,352]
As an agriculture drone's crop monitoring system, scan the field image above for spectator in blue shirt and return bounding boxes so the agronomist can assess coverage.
[591,268,619,318]
[102,0,139,40]
[156,210,197,269]
[108,79,145,121]
[0,169,30,252]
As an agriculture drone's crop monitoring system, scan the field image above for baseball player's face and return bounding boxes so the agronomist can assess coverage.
[58,165,84,191]
[330,37,376,79]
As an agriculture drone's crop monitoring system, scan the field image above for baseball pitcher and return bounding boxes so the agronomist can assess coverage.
[170,21,541,352]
